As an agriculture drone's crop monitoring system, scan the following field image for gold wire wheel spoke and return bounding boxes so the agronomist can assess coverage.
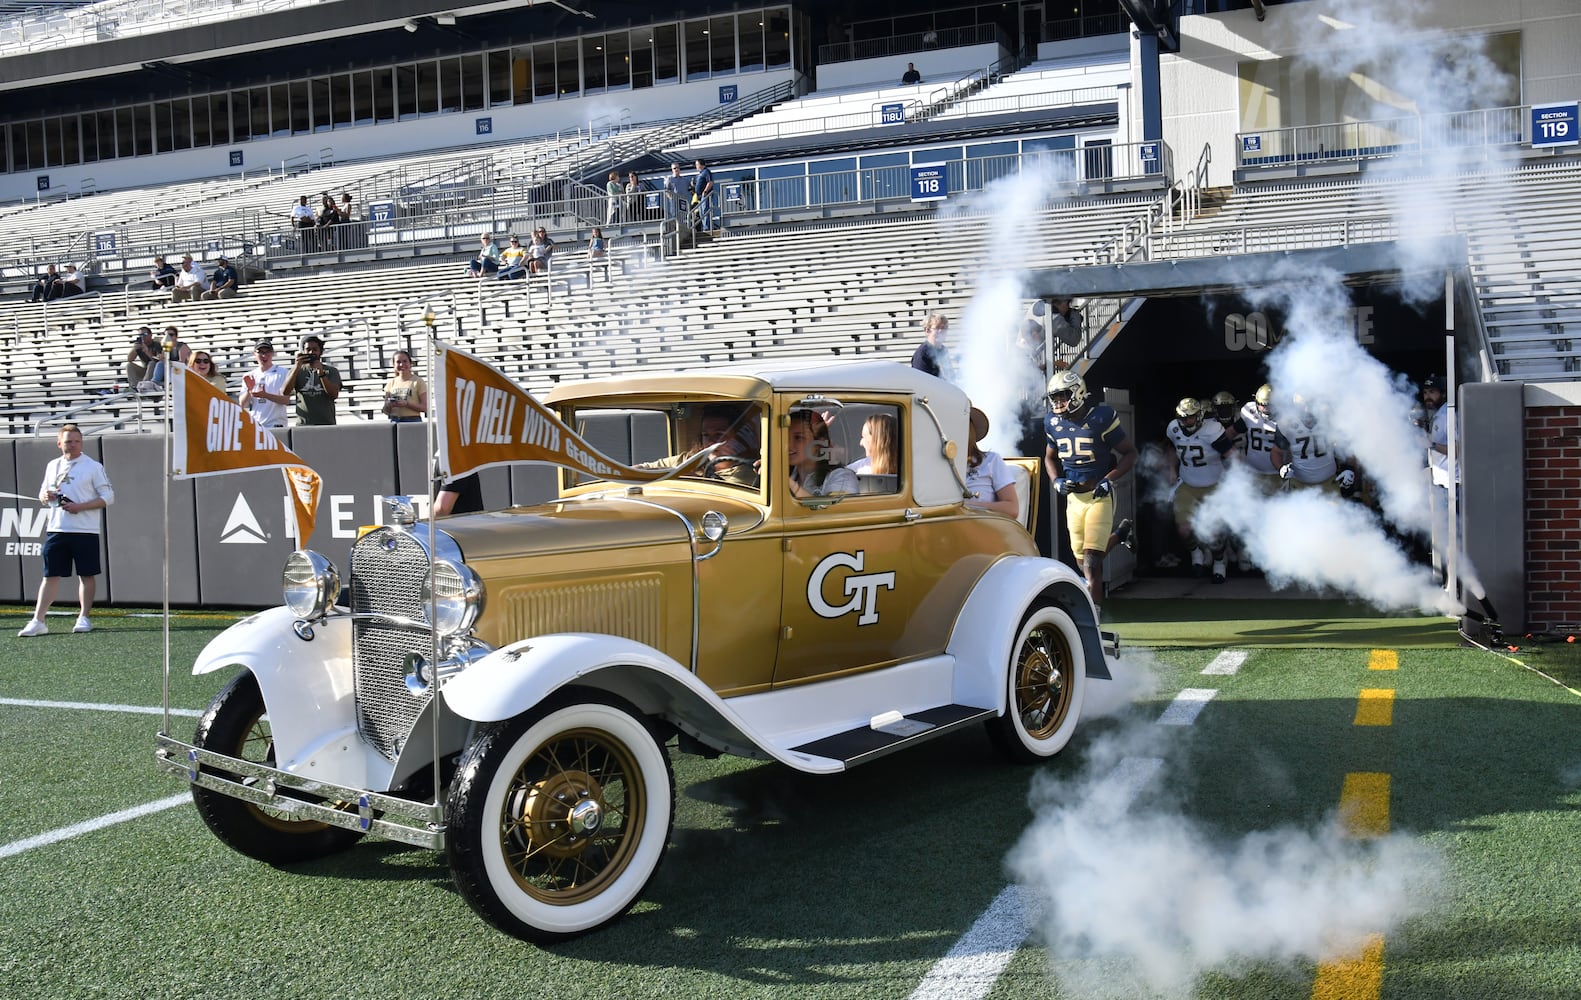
[498,724,646,904]
[1015,624,1073,740]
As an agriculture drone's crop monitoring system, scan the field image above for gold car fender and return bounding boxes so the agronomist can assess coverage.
[945,555,1109,713]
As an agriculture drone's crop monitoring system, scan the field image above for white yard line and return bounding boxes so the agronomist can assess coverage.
[0,696,201,718]
[910,756,1164,1000]
[914,677,1218,998]
[1156,687,1219,726]
[1201,650,1248,675]
[0,795,189,861]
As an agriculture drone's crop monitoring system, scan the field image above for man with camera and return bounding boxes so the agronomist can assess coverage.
[284,335,341,426]
[17,424,115,637]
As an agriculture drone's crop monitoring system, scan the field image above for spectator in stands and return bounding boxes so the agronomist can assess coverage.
[204,256,239,300]
[588,226,608,260]
[527,227,554,275]
[285,334,342,426]
[125,327,159,386]
[291,194,315,227]
[30,263,59,302]
[665,163,686,224]
[694,159,717,230]
[1050,297,1083,349]
[316,194,342,250]
[910,313,952,380]
[466,233,501,276]
[171,254,207,303]
[190,350,229,397]
[53,264,86,300]
[16,423,115,638]
[382,349,427,422]
[240,340,290,429]
[497,235,528,280]
[147,256,177,292]
[626,171,641,219]
[606,170,623,225]
[964,407,1019,517]
[902,62,922,85]
[149,324,192,385]
[338,192,358,248]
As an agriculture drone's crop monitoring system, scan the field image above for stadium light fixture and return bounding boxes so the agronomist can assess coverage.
[436,12,456,25]
[403,20,418,32]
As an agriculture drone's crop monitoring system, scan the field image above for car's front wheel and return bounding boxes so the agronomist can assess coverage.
[446,691,675,942]
[986,602,1086,763]
[191,670,365,863]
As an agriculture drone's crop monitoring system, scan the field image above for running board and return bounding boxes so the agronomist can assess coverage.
[789,704,994,768]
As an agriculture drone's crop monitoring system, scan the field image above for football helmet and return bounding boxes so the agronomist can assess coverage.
[1047,370,1087,416]
[1175,396,1206,434]
[1211,390,1238,424]
[1254,383,1274,419]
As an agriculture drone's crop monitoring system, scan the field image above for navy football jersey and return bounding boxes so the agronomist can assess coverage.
[1045,404,1126,486]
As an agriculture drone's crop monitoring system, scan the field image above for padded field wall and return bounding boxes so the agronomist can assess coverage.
[0,413,641,609]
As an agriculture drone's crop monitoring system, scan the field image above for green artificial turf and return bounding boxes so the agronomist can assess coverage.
[2,611,1579,999]
[1106,599,1462,649]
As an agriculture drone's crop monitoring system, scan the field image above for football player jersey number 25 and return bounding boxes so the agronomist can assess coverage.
[1057,437,1096,463]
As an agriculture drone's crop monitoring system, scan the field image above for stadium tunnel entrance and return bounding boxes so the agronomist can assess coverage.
[1020,238,1478,587]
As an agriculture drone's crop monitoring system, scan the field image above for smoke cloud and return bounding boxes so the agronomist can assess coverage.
[1008,721,1447,998]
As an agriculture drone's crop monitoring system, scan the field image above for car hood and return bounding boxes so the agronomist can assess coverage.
[438,491,766,563]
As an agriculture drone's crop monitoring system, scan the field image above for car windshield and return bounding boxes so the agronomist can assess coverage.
[564,400,763,490]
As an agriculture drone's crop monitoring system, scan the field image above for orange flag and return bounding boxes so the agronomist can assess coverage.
[435,341,695,482]
[170,363,322,546]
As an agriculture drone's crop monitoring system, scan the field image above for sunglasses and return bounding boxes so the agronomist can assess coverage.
[194,357,213,365]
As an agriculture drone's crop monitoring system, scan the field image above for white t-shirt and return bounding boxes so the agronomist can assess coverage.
[797,465,858,496]
[245,363,290,428]
[964,451,1014,505]
[39,453,115,533]
[175,262,206,290]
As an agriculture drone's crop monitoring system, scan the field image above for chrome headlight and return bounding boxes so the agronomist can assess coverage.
[421,561,485,637]
[283,550,340,619]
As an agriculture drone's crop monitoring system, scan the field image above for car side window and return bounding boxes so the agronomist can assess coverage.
[788,400,902,505]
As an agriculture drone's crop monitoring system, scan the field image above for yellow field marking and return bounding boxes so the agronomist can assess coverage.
[1353,689,1395,727]
[1367,649,1398,671]
[1338,772,1391,838]
[1311,934,1385,1000]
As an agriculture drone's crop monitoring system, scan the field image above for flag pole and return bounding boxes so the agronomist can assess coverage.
[423,305,443,821]
[160,356,173,736]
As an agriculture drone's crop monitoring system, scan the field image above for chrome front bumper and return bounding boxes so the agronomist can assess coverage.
[154,734,446,850]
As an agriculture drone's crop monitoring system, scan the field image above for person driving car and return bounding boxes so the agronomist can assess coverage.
[642,403,760,487]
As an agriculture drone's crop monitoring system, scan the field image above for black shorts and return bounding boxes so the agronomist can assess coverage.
[42,531,102,578]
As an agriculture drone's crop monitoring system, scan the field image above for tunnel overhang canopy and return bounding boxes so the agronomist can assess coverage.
[1024,236,1469,300]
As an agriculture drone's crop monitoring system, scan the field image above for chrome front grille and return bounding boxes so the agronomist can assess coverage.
[350,528,434,761]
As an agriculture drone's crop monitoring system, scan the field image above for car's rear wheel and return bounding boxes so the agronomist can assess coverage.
[986,602,1085,763]
[446,692,675,942]
[191,670,364,863]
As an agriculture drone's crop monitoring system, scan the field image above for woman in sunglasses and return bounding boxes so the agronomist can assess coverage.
[190,352,230,397]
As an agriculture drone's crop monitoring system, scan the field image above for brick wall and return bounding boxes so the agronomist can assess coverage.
[1524,404,1581,631]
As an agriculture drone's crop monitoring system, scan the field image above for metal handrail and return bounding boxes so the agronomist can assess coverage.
[1235,104,1529,169]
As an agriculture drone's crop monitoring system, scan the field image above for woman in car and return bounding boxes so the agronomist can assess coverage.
[788,409,857,498]
[848,413,898,476]
[963,407,1018,517]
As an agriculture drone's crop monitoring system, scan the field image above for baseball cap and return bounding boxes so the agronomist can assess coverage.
[217,255,228,263]
[255,339,275,352]
[1421,374,1445,391]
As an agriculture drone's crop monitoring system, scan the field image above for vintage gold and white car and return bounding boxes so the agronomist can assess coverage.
[156,360,1114,941]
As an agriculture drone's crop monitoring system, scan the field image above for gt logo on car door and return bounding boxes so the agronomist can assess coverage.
[806,550,895,625]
